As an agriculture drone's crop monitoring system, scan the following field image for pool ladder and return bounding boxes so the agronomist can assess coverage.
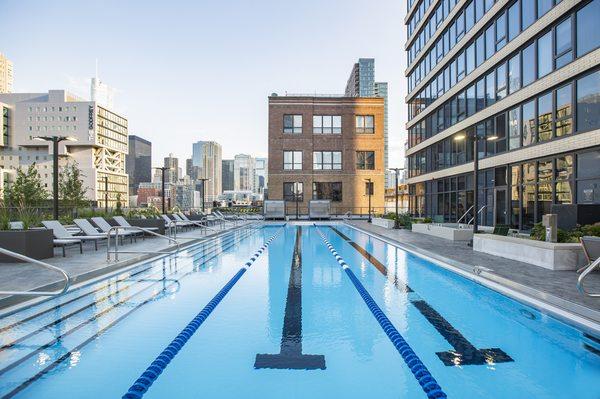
[577,257,600,297]
[0,246,70,297]
[106,225,181,262]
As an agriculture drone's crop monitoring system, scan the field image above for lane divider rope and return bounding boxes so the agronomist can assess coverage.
[122,225,286,399]
[314,225,447,399]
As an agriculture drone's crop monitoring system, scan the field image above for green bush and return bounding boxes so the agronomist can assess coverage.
[529,222,600,243]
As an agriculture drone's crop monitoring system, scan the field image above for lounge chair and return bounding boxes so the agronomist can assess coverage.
[113,216,159,235]
[91,217,139,242]
[172,213,197,228]
[161,214,190,230]
[577,236,600,273]
[41,220,102,256]
[73,218,131,245]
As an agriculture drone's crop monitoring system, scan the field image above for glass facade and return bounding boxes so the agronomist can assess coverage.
[406,0,600,229]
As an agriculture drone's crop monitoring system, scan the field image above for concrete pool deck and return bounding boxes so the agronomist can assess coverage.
[0,221,259,311]
[345,221,600,328]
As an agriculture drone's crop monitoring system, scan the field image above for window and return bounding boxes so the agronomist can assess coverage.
[496,62,507,100]
[538,0,552,17]
[356,151,375,170]
[466,1,475,32]
[476,78,485,111]
[577,70,600,132]
[555,83,572,136]
[313,115,341,134]
[522,42,536,86]
[508,53,521,94]
[486,72,495,106]
[522,100,536,146]
[508,1,520,41]
[485,25,495,59]
[283,151,302,170]
[466,43,475,74]
[577,150,600,204]
[522,0,535,30]
[356,115,374,133]
[537,31,552,78]
[577,0,600,57]
[509,106,521,149]
[555,155,573,204]
[476,34,485,67]
[496,11,507,50]
[313,151,342,170]
[537,92,553,142]
[312,182,342,201]
[555,18,572,68]
[283,115,302,133]
[283,182,303,202]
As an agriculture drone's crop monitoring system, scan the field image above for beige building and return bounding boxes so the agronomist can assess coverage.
[268,95,385,215]
[0,53,13,94]
[192,141,222,201]
[0,90,128,207]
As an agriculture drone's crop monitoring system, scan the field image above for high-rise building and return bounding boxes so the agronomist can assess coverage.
[0,53,13,94]
[404,0,600,229]
[222,159,234,191]
[191,141,222,201]
[345,58,389,187]
[126,135,151,196]
[0,90,129,207]
[255,157,268,196]
[268,94,385,212]
[163,153,179,183]
[234,154,255,192]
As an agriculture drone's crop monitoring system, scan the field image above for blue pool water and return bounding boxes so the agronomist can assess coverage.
[0,223,598,398]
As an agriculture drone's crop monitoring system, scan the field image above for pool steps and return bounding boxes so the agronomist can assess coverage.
[122,225,285,399]
[314,225,447,399]
[0,225,263,398]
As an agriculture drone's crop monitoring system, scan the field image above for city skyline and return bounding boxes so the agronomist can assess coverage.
[0,0,407,168]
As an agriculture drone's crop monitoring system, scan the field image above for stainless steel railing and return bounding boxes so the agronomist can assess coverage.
[577,258,600,297]
[0,247,71,296]
[457,205,475,225]
[107,226,180,262]
[467,205,487,225]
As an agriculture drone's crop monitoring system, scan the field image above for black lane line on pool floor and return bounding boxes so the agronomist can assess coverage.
[329,226,513,367]
[255,226,326,370]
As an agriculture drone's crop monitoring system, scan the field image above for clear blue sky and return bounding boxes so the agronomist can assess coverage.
[1,0,407,167]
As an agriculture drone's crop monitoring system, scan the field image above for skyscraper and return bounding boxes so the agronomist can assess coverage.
[222,159,234,191]
[163,153,179,183]
[404,0,600,229]
[254,157,268,196]
[345,58,389,187]
[233,154,255,192]
[0,53,13,94]
[126,135,151,196]
[191,141,222,201]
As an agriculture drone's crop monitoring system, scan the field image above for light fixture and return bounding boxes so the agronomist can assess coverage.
[453,133,467,141]
[486,135,499,141]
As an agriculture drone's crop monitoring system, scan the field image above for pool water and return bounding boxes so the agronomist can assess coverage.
[0,224,598,398]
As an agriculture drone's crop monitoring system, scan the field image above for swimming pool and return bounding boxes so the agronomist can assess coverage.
[0,223,598,398]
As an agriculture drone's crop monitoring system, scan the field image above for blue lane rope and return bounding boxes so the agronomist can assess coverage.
[122,225,285,399]
[314,225,447,399]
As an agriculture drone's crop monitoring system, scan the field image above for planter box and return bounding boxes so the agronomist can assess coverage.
[473,234,586,271]
[0,229,54,262]
[372,218,395,229]
[127,219,165,236]
[412,223,473,241]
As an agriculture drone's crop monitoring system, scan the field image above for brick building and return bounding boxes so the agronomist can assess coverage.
[268,95,385,215]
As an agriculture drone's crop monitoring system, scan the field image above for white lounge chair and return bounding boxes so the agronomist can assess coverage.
[113,216,160,235]
[74,218,132,244]
[578,236,600,273]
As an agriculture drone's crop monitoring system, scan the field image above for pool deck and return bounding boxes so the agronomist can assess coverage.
[346,221,600,329]
[0,221,258,312]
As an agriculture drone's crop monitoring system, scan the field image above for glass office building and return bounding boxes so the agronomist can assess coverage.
[404,0,600,230]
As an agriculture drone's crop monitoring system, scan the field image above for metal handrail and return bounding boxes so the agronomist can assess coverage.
[107,225,180,262]
[165,220,178,240]
[467,205,487,225]
[457,205,475,225]
[577,257,600,297]
[0,247,71,296]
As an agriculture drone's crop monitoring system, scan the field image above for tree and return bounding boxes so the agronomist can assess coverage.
[59,162,89,209]
[4,164,47,207]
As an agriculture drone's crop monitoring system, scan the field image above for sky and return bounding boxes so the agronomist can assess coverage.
[1,0,408,167]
